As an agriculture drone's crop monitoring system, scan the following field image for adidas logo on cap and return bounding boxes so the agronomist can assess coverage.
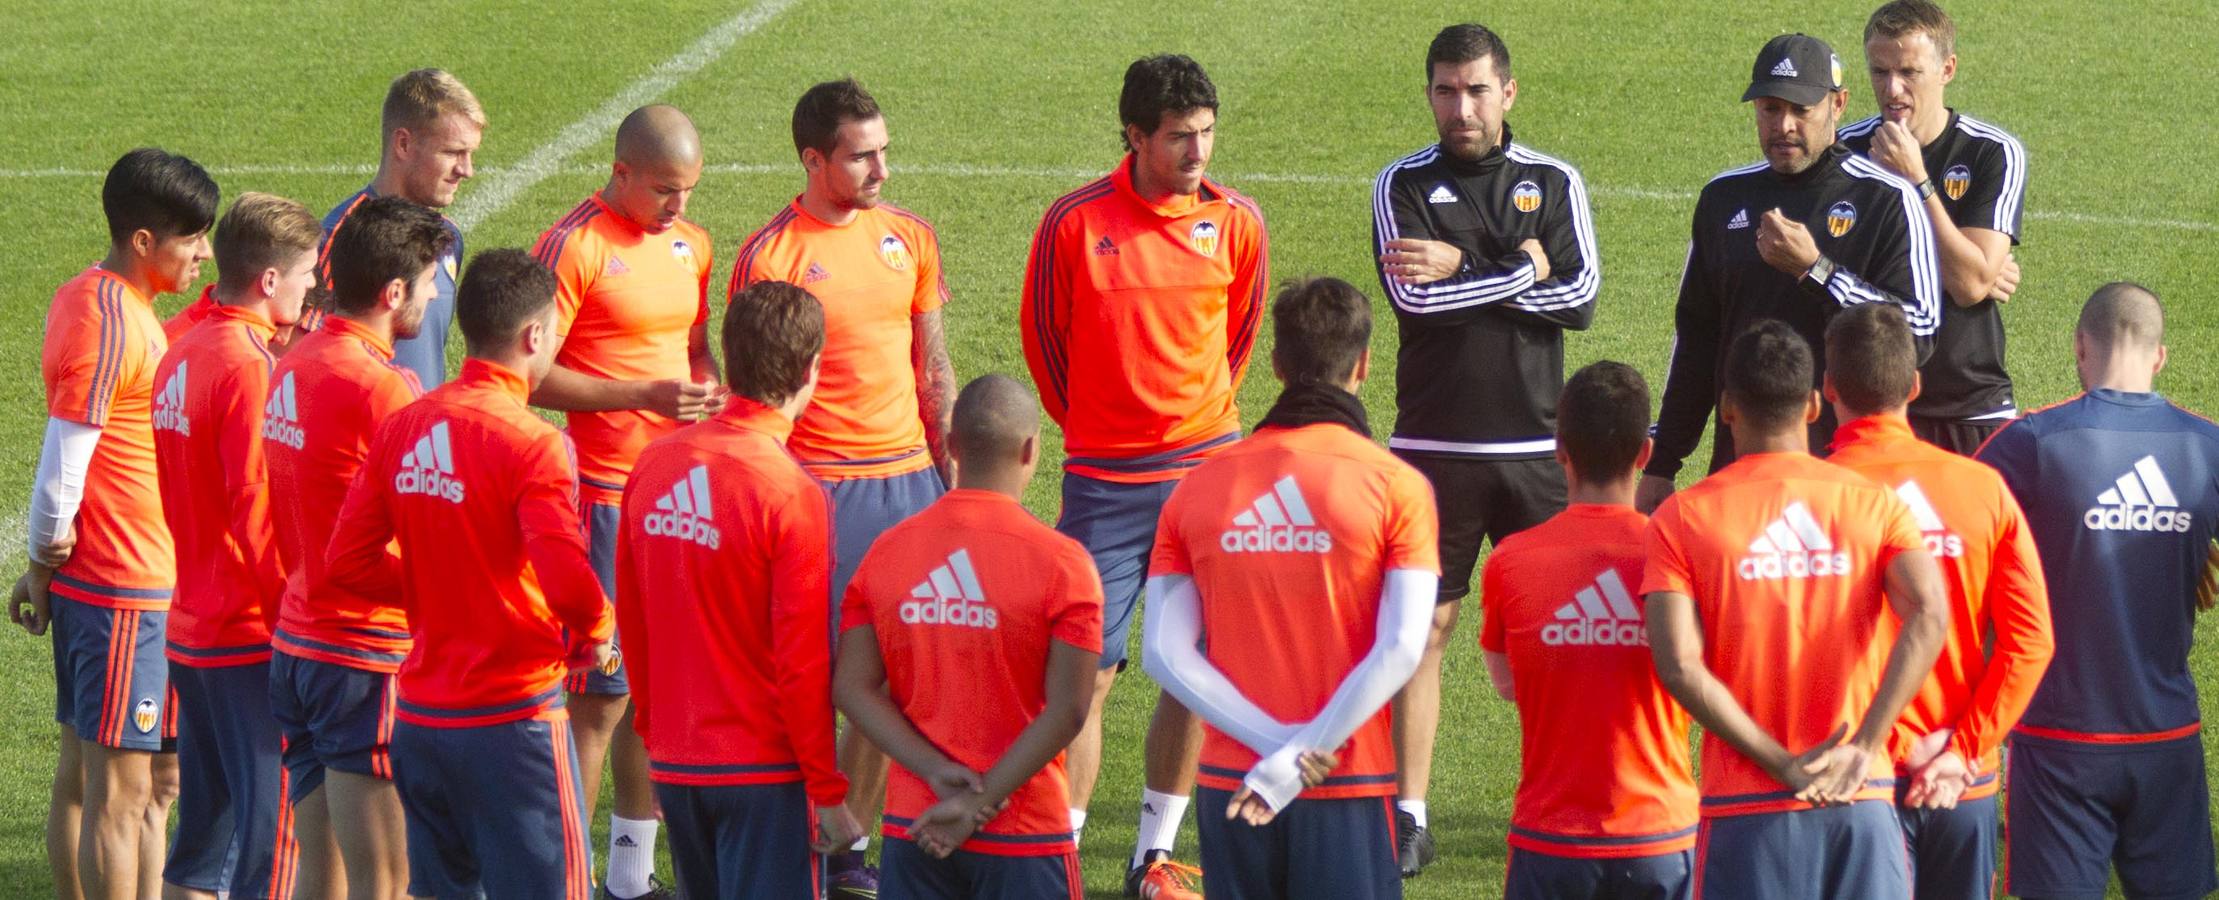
[1220,475,1333,554]
[902,548,998,629]
[394,421,464,504]
[2085,456,2193,533]
[1737,501,1852,580]
[643,464,720,549]
[1770,57,1800,78]
[262,371,305,450]
[154,360,190,436]
[1541,569,1646,647]
[1895,481,1963,559]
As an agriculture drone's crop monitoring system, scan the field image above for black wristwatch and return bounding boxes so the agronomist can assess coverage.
[1916,178,1938,201]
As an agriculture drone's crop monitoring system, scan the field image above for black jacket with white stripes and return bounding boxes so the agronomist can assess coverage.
[1370,128,1600,461]
[1647,141,1942,479]
[1841,110,2028,422]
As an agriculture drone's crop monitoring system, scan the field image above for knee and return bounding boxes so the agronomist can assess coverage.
[147,755,179,809]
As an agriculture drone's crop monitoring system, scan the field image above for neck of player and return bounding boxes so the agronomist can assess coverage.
[2081,356,2160,394]
[210,280,275,322]
[1566,472,1639,508]
[1128,159,1193,209]
[800,183,859,228]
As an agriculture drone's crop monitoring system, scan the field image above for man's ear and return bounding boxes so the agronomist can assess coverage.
[1802,390,1823,424]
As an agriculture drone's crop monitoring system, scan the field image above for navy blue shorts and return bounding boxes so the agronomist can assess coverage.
[1693,802,1908,900]
[1893,777,1998,900]
[880,837,1081,900]
[571,500,630,696]
[1195,788,1401,900]
[827,466,946,614]
[1504,846,1692,900]
[164,660,296,898]
[269,651,396,801]
[653,780,819,899]
[392,711,593,900]
[51,596,171,750]
[1056,473,1179,670]
[2007,734,2217,900]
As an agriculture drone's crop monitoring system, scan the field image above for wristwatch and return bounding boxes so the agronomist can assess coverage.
[1916,178,1938,201]
[1804,254,1838,288]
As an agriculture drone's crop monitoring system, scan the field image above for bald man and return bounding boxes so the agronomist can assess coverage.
[528,103,721,900]
[1976,283,2219,900]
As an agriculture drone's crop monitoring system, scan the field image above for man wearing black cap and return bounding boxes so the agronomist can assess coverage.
[1638,32,1942,512]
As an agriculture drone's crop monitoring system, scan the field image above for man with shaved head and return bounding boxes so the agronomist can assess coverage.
[1976,282,2219,900]
[529,103,721,900]
[836,373,1104,899]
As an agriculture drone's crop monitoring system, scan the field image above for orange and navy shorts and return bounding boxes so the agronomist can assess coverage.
[52,595,173,751]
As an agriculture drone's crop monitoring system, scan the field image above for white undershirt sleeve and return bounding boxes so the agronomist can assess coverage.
[29,417,101,564]
[1141,573,1300,756]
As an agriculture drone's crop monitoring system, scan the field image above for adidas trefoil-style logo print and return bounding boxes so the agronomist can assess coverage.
[1727,208,1751,230]
[803,262,830,284]
[1220,475,1333,554]
[262,371,305,450]
[1093,235,1119,256]
[1770,57,1800,78]
[154,360,190,435]
[643,465,721,549]
[1542,569,1646,647]
[2085,456,2193,532]
[603,255,631,277]
[1737,501,1851,580]
[394,421,464,504]
[902,548,998,629]
[1894,481,1963,558]
[1427,184,1459,204]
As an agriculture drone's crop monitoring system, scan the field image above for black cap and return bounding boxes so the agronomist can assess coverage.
[1742,33,1843,106]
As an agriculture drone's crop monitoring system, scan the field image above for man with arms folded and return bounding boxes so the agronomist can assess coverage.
[152,192,319,900]
[267,196,451,900]
[1821,302,2052,899]
[13,148,215,900]
[615,279,859,899]
[1478,361,1697,900]
[1143,277,1437,900]
[835,373,1103,899]
[1976,282,2219,900]
[1842,0,2029,454]
[1642,321,1948,899]
[532,103,719,900]
[325,250,615,900]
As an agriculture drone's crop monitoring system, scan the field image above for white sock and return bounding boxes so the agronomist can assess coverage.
[849,834,871,853]
[1132,789,1190,869]
[1069,808,1088,845]
[605,815,658,898]
[1397,799,1428,830]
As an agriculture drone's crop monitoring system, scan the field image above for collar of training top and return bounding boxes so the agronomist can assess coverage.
[1768,141,1851,186]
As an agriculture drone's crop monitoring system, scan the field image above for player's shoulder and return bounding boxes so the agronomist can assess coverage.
[1949,112,2027,160]
[1374,144,1444,189]
[1038,175,1119,229]
[534,197,609,259]
[874,201,940,238]
[1694,159,1775,209]
[736,203,806,255]
[1837,151,1919,205]
[1505,141,1588,186]
[321,187,374,232]
[1838,113,1884,142]
[1206,178,1265,224]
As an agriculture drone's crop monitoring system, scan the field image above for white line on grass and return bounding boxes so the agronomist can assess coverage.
[2,157,2210,234]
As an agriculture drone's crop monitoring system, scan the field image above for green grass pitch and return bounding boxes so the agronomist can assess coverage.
[2,1,2215,896]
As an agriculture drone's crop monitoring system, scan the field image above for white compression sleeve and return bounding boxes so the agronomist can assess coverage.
[1141,573,1300,755]
[28,417,100,564]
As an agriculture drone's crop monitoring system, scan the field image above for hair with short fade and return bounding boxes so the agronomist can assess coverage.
[1723,320,1816,429]
[950,373,1040,465]
[1824,303,1918,415]
[327,196,454,316]
[1558,361,1651,483]
[1865,0,1956,60]
[102,148,219,245]
[791,78,881,159]
[1427,23,1512,83]
[456,249,556,354]
[2076,281,2164,355]
[1271,277,1372,387]
[723,280,825,406]
[212,193,322,290]
[1119,54,1217,149]
[381,68,485,145]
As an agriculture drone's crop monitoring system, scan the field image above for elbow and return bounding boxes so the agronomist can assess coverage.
[1379,641,1426,688]
[1042,697,1091,745]
[1139,645,1174,688]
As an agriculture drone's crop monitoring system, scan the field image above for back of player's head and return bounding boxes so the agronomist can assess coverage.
[792,79,881,159]
[1427,23,1512,82]
[950,374,1040,467]
[1824,303,1918,415]
[328,197,454,316]
[213,193,321,289]
[1120,54,1217,145]
[102,148,219,246]
[1723,320,1815,429]
[724,280,825,407]
[1558,361,1650,483]
[1865,0,1957,59]
[1271,277,1372,388]
[381,68,485,144]
[2076,281,2164,356]
[456,249,556,355]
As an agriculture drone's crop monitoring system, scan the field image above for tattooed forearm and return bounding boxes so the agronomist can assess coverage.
[913,309,957,481]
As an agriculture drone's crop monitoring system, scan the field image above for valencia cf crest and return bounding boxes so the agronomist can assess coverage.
[441,255,458,281]
[1511,180,1542,214]
[879,235,912,271]
[1826,201,1858,238]
[133,698,158,734]
[1189,220,1221,258]
[1943,164,1971,201]
[671,239,695,263]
